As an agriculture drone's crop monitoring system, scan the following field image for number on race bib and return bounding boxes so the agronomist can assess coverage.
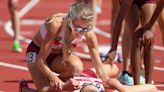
[26,52,37,63]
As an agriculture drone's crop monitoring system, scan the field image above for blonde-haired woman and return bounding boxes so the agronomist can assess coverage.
[20,3,109,92]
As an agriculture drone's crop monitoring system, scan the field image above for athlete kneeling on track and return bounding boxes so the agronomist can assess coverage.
[23,3,110,92]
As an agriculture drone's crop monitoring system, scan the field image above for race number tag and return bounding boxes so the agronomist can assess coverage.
[26,52,37,63]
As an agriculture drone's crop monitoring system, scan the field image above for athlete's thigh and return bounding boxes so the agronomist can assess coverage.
[50,54,83,73]
[125,3,140,33]
[49,54,64,73]
[158,8,164,30]
[27,63,50,91]
[50,54,83,81]
[140,3,156,26]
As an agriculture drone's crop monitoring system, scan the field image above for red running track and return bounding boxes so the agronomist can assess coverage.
[0,0,164,92]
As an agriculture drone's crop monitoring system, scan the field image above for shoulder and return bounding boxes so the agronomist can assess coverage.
[44,13,66,33]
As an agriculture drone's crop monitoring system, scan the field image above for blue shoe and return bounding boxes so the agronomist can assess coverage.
[118,71,134,85]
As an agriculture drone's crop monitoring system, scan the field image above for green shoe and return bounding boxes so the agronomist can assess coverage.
[140,74,145,85]
[140,75,154,85]
[139,72,154,85]
[13,41,22,52]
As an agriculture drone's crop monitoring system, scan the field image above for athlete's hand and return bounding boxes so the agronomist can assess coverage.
[50,76,64,92]
[104,50,116,65]
[142,30,154,48]
[63,78,80,91]
[106,78,123,90]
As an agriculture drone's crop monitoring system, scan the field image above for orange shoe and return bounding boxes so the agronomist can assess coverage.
[19,79,28,92]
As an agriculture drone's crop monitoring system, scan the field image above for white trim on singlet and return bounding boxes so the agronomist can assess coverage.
[73,76,105,92]
[40,23,47,40]
[39,22,65,40]
[39,21,86,49]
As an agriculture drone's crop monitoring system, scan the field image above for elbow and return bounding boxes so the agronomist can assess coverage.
[35,57,43,68]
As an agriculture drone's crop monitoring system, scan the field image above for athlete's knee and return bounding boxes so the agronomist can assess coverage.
[132,35,142,48]
[66,55,83,76]
[145,39,154,47]
[143,37,154,49]
[8,0,18,11]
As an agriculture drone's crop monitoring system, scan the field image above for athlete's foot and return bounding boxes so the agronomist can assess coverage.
[19,79,28,92]
[118,71,134,85]
[13,40,22,53]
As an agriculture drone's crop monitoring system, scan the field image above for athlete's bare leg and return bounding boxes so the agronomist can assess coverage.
[8,0,22,52]
[50,55,84,81]
[25,54,83,92]
[125,3,141,85]
[158,8,164,46]
[8,0,20,41]
[122,24,131,72]
[124,2,156,84]
[140,3,156,84]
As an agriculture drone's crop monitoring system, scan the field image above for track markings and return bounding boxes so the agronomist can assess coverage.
[0,62,28,71]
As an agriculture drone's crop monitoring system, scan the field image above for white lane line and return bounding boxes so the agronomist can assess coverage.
[94,27,164,51]
[94,27,122,41]
[154,66,164,71]
[0,60,164,72]
[0,62,163,91]
[154,45,164,51]
[0,62,28,71]
[18,0,40,18]
[21,19,44,25]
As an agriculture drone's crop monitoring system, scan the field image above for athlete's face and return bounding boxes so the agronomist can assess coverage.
[68,19,93,37]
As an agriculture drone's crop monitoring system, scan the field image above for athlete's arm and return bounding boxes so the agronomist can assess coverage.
[111,0,133,50]
[105,0,133,64]
[36,19,63,87]
[85,31,109,82]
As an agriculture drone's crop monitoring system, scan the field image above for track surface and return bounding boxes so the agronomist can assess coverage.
[0,0,164,92]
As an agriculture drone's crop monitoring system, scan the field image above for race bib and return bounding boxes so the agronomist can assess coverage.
[26,52,37,63]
